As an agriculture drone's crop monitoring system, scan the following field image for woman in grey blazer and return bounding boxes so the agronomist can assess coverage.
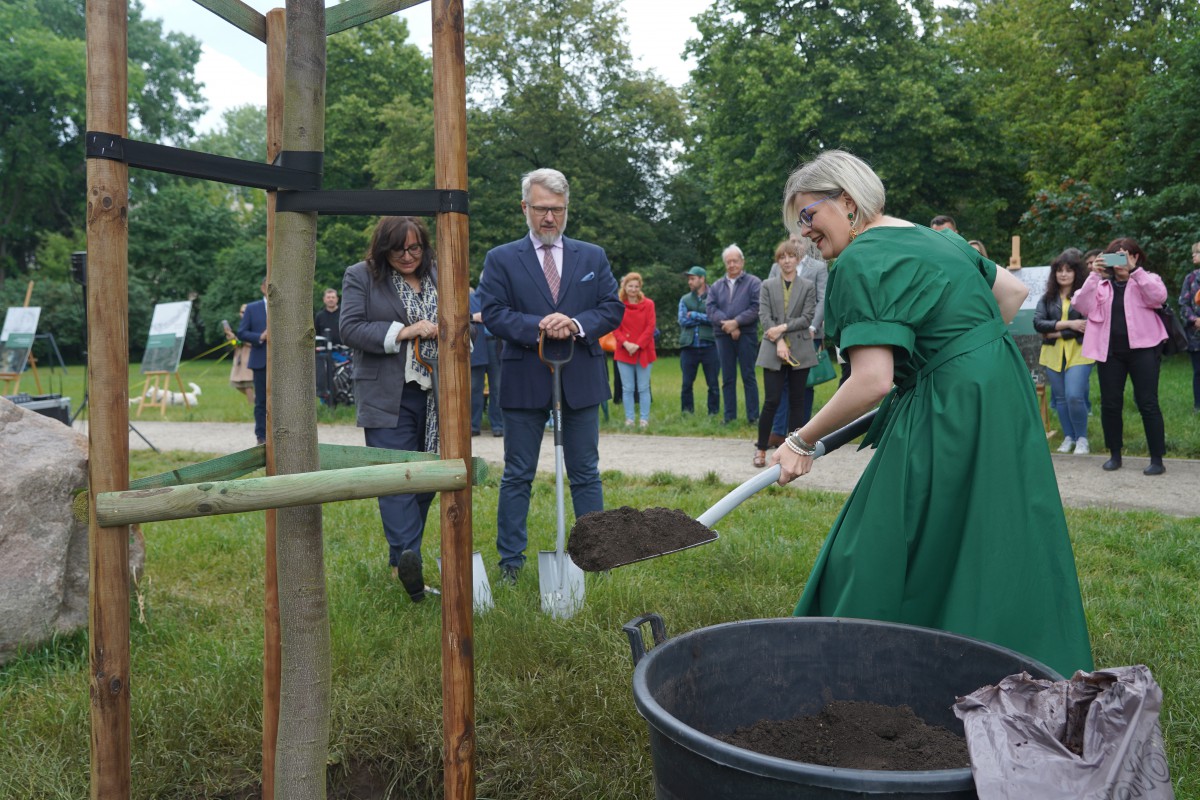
[754,239,818,467]
[339,216,439,603]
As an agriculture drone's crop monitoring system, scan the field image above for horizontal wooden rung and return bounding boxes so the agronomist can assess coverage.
[95,459,470,527]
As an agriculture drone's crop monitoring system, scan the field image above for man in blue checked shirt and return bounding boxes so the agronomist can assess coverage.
[677,266,720,416]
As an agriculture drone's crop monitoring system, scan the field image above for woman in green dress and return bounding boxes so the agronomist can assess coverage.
[770,150,1093,677]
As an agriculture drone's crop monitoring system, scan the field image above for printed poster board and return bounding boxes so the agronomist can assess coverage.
[141,301,192,374]
[0,306,41,375]
[1007,266,1051,382]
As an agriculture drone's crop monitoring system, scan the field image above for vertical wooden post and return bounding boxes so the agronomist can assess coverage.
[271,3,329,799]
[85,1,132,798]
[261,9,285,799]
[431,2,475,799]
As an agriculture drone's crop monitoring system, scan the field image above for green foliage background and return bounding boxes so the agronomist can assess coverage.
[2,0,1200,356]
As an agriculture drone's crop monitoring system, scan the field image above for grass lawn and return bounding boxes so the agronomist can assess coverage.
[25,350,1200,457]
[0,451,1196,798]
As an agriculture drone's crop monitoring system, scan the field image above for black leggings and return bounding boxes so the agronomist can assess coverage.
[1096,346,1165,460]
[757,365,809,450]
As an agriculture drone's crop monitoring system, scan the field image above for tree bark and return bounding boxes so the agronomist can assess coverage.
[271,3,329,798]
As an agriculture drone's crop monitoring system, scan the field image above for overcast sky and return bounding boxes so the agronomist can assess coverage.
[141,0,714,134]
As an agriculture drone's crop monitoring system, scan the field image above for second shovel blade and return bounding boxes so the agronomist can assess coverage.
[538,549,585,619]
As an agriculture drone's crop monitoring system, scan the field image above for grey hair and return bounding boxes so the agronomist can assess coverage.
[782,149,886,235]
[522,168,570,202]
[722,243,744,261]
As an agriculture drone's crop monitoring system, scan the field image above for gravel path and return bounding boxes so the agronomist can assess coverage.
[89,420,1198,518]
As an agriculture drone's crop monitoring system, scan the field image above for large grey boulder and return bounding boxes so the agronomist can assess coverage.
[0,398,144,665]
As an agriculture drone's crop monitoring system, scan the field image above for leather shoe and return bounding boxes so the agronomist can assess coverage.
[1102,456,1122,471]
[397,550,425,602]
[499,563,521,585]
[492,429,504,437]
[1143,462,1165,476]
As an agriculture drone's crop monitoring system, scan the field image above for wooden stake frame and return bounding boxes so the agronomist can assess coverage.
[83,1,474,798]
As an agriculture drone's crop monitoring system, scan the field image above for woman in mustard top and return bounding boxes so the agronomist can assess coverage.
[1033,249,1094,454]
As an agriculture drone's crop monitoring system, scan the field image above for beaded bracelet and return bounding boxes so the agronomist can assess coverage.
[785,433,816,457]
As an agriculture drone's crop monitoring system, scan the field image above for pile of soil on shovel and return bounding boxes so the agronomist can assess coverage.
[567,506,717,571]
[717,700,970,771]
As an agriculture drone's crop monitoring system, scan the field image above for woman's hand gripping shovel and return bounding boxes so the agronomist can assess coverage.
[536,330,586,619]
[566,409,878,571]
[415,336,493,612]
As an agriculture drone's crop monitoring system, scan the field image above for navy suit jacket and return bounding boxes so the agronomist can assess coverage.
[479,235,623,410]
[237,298,268,370]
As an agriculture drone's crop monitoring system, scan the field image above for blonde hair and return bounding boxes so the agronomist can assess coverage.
[782,149,886,235]
[619,272,644,303]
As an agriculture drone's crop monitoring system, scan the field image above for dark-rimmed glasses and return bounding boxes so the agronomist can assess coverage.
[528,205,567,218]
[391,244,424,258]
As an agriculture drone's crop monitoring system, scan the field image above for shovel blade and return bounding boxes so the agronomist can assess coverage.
[597,532,721,570]
[436,551,493,613]
[538,549,585,619]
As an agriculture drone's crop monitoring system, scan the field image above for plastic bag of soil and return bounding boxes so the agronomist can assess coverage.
[953,665,1173,800]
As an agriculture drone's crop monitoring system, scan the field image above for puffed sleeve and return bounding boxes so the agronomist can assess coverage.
[825,239,949,364]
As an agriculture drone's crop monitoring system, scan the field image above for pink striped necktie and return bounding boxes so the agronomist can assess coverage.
[541,244,560,303]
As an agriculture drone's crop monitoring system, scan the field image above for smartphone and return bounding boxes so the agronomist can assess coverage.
[1099,253,1126,268]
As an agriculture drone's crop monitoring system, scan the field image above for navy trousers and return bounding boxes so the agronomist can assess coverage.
[715,332,760,423]
[364,386,435,568]
[496,403,603,568]
[679,344,720,415]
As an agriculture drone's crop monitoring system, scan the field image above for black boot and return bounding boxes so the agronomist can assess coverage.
[1143,459,1165,476]
[397,549,425,602]
[1102,453,1122,471]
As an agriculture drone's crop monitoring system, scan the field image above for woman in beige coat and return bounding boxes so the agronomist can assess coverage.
[754,239,818,467]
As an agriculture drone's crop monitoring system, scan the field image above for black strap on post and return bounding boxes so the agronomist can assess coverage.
[85,132,322,191]
[275,189,469,216]
[85,132,468,217]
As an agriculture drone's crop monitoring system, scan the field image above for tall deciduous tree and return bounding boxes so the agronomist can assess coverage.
[1121,21,1200,287]
[316,16,434,288]
[947,0,1191,197]
[0,0,203,281]
[464,0,687,276]
[681,0,1022,268]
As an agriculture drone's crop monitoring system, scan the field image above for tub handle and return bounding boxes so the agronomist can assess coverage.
[623,613,668,666]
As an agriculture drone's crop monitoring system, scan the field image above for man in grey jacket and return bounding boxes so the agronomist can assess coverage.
[707,244,762,424]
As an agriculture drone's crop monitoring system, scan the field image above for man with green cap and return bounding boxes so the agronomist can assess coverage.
[678,266,720,415]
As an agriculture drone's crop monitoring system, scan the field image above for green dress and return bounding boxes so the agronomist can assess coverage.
[794,226,1094,677]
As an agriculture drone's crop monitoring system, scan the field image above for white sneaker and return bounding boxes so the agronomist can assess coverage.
[1074,437,1089,455]
[1057,437,1075,453]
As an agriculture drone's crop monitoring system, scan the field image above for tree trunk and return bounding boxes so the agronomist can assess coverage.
[271,3,329,798]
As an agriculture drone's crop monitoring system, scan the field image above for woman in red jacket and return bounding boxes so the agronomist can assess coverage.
[614,272,657,428]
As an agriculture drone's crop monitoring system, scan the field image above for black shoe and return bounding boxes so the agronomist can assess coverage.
[1143,462,1165,476]
[471,429,481,437]
[492,429,504,437]
[397,550,425,602]
[1102,456,1122,471]
[499,563,521,585]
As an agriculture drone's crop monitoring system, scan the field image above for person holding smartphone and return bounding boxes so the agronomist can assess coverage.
[1071,238,1169,475]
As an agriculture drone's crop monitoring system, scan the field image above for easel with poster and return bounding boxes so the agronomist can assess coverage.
[136,300,192,417]
[0,304,41,394]
[1004,237,1054,436]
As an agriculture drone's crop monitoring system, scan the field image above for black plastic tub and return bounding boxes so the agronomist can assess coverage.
[623,615,1063,799]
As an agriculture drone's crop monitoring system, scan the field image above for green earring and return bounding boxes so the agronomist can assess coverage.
[847,212,855,221]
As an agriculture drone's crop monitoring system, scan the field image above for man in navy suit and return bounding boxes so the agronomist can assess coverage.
[237,276,269,444]
[479,168,624,583]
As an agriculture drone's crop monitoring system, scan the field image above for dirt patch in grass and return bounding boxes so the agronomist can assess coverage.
[718,700,970,771]
[567,506,717,571]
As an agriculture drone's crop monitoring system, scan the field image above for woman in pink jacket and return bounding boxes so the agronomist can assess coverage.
[613,272,657,428]
[1072,237,1168,475]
